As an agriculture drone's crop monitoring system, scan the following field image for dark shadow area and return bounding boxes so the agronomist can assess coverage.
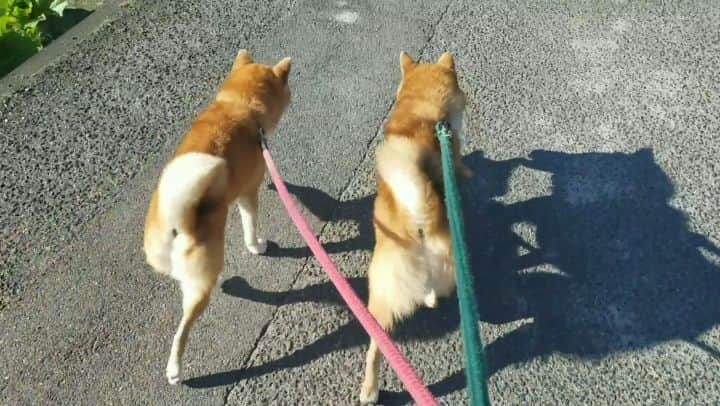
[262,182,374,258]
[188,149,720,404]
[41,8,92,43]
[0,32,37,77]
[471,149,720,359]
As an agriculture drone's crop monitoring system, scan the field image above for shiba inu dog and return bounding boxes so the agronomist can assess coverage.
[360,51,469,403]
[143,50,291,384]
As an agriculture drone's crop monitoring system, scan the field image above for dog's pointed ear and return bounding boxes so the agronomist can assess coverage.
[400,51,415,76]
[273,57,292,84]
[437,52,455,70]
[233,49,253,68]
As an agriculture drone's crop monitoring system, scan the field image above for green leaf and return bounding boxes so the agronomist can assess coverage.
[0,14,18,34]
[0,0,14,16]
[1,0,89,77]
[11,1,32,20]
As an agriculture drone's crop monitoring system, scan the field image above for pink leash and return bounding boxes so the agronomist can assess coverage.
[261,136,438,406]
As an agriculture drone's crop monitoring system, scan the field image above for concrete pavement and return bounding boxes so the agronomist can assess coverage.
[1,0,719,404]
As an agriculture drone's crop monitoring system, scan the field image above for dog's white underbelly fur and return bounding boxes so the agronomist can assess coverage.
[374,149,456,317]
[370,238,455,319]
[373,125,463,319]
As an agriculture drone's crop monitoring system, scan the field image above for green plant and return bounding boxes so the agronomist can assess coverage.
[0,0,67,77]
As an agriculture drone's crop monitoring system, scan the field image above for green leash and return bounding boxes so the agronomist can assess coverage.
[435,121,491,406]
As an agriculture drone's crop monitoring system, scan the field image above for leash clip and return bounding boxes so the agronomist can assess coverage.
[435,121,453,139]
[259,127,269,150]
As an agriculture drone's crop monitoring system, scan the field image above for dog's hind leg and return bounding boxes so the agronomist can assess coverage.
[360,244,422,403]
[359,293,395,404]
[165,204,227,384]
[165,280,213,384]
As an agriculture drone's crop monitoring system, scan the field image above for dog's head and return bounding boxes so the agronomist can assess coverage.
[218,49,292,134]
[394,51,465,113]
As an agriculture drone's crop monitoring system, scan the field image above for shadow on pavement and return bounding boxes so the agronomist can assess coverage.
[187,148,720,404]
[262,182,374,259]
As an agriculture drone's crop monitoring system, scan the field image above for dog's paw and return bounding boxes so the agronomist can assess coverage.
[359,383,379,404]
[166,362,181,385]
[424,289,437,308]
[246,238,268,255]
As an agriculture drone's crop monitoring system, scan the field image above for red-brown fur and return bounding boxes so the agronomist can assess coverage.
[143,50,291,384]
[360,52,470,403]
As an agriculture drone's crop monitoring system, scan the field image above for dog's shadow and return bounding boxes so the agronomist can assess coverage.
[262,181,374,258]
[186,149,720,404]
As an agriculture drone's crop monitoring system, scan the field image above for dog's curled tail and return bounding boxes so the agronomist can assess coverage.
[158,152,228,235]
[145,152,228,274]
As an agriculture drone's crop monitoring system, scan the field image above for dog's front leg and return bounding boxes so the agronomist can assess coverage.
[238,192,267,254]
[448,110,473,180]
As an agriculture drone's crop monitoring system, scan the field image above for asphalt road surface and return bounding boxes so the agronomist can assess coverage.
[1,0,719,404]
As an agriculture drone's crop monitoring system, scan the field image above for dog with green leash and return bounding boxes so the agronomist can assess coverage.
[360,51,471,404]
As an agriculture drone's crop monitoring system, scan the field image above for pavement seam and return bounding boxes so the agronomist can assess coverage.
[221,2,456,403]
[417,0,454,60]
